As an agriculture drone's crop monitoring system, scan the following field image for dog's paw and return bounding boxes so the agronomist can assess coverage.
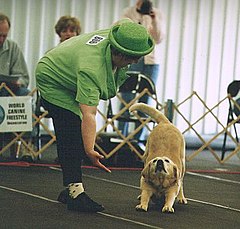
[136,204,148,212]
[177,197,187,205]
[162,206,174,213]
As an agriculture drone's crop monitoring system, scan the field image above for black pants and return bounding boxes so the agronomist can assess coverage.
[41,98,85,186]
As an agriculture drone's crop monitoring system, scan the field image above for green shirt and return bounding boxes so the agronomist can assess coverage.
[36,28,128,117]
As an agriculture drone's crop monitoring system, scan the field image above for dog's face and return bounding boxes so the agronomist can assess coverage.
[142,156,180,189]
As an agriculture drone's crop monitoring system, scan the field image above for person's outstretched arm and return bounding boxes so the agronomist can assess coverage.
[80,103,111,173]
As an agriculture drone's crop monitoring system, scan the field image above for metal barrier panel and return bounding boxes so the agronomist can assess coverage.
[95,88,163,161]
[1,82,239,164]
[174,91,240,163]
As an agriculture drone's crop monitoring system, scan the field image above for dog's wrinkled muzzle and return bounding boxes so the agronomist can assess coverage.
[155,159,167,173]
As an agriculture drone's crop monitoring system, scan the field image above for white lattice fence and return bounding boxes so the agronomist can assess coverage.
[174,91,240,163]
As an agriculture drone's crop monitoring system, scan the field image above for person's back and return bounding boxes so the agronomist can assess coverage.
[36,27,129,117]
[48,15,82,163]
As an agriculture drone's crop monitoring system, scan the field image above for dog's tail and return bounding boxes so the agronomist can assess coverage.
[129,103,170,124]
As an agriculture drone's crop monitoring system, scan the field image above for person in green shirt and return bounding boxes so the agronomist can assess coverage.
[35,19,154,213]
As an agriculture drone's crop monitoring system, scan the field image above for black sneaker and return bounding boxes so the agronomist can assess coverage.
[67,192,105,212]
[57,189,68,204]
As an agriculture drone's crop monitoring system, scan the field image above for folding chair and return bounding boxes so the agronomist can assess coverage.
[221,80,240,160]
[107,71,159,139]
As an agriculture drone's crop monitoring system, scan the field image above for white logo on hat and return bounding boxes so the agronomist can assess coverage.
[86,35,106,45]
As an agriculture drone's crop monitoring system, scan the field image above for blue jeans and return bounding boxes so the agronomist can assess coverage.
[129,58,159,85]
[119,58,159,141]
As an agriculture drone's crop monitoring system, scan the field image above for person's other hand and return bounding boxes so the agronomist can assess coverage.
[149,10,156,19]
[86,150,111,173]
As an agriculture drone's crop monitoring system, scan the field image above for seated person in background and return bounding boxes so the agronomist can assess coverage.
[0,13,29,95]
[55,15,81,43]
[0,13,33,161]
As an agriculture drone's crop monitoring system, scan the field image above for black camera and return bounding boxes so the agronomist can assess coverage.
[137,0,153,15]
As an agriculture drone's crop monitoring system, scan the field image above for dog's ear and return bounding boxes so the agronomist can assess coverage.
[142,162,151,181]
[173,165,180,180]
[142,142,149,162]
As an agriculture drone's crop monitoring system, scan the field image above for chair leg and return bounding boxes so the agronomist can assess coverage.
[232,121,239,143]
[221,108,239,160]
[221,129,228,160]
[221,110,231,160]
[15,141,22,158]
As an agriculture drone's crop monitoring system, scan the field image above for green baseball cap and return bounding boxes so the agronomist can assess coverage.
[108,21,154,57]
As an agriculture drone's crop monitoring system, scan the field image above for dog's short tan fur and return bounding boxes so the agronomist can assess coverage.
[130,103,187,213]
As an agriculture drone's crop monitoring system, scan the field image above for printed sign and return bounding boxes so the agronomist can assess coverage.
[0,96,32,132]
[86,35,106,45]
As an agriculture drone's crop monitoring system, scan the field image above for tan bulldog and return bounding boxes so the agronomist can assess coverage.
[129,103,187,213]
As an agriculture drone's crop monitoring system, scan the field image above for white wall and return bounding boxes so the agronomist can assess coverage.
[1,0,239,134]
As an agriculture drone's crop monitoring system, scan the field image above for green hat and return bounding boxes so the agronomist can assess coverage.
[108,22,154,57]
